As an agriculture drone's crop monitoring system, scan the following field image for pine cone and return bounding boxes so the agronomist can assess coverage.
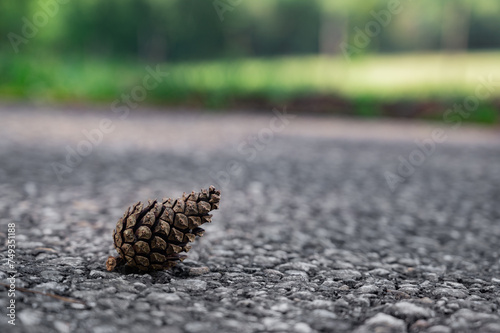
[106,186,221,272]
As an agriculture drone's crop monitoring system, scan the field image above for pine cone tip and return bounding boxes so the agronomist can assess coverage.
[106,256,117,272]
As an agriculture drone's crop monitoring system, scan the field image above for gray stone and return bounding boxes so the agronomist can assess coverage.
[51,257,84,266]
[133,282,147,291]
[433,287,468,299]
[451,309,499,322]
[262,317,291,331]
[263,269,284,279]
[188,266,210,276]
[40,270,64,282]
[18,310,43,326]
[70,303,86,310]
[41,301,66,312]
[398,284,419,295]
[89,270,109,279]
[171,279,208,292]
[284,270,309,280]
[311,309,337,320]
[291,291,314,300]
[482,323,500,332]
[271,302,292,313]
[34,281,68,293]
[146,292,181,303]
[390,301,435,320]
[331,270,362,281]
[293,322,313,333]
[133,302,151,312]
[253,255,280,267]
[427,325,452,333]
[355,313,407,333]
[369,268,391,277]
[276,262,318,273]
[358,284,378,294]
[53,321,71,333]
[116,292,138,301]
[491,277,500,284]
[97,298,130,310]
[310,299,334,309]
[184,322,207,333]
[93,326,118,333]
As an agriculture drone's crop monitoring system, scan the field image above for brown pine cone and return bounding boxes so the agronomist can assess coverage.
[106,186,221,272]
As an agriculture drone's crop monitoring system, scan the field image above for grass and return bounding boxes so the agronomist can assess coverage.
[1,51,499,122]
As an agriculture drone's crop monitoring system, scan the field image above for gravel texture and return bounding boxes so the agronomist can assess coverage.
[0,106,500,333]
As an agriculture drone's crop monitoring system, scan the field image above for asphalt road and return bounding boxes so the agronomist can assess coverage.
[0,106,500,333]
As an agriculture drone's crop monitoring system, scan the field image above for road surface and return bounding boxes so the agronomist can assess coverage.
[1,105,499,333]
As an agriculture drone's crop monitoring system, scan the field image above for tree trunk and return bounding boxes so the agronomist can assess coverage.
[441,0,471,51]
[319,12,348,55]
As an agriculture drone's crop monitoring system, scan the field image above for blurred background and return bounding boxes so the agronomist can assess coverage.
[1,0,499,123]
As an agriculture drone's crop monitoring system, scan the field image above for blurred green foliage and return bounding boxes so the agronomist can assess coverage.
[0,0,499,123]
[1,51,498,106]
[2,0,500,60]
